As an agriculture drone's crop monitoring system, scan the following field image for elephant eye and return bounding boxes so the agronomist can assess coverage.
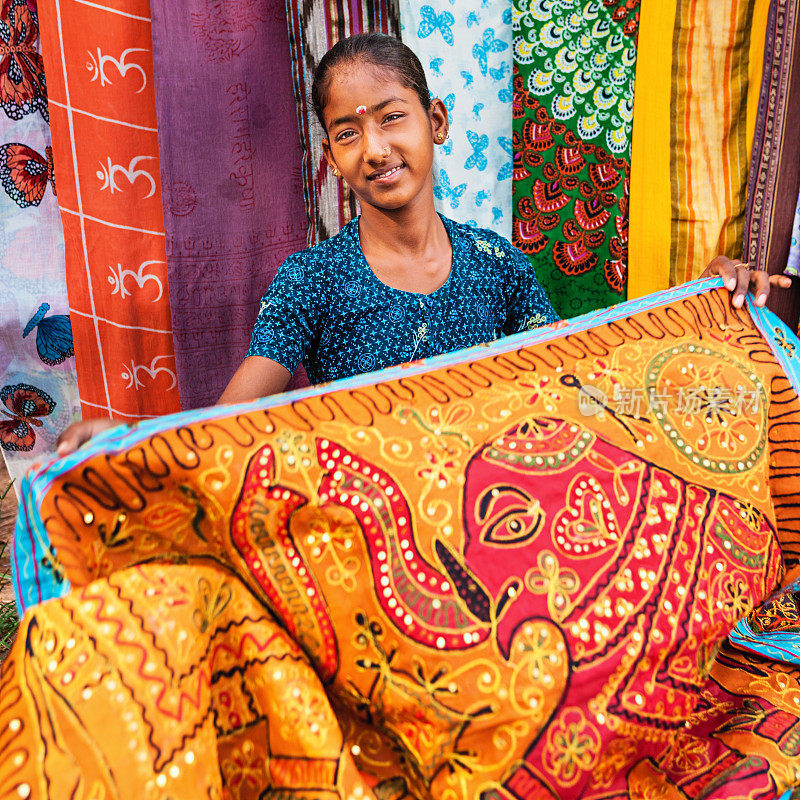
[477,485,546,546]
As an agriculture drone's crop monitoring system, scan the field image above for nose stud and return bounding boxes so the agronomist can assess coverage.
[382,146,391,158]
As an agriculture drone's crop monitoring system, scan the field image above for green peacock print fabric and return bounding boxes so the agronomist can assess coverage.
[512,0,640,318]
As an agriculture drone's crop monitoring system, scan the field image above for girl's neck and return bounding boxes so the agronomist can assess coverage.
[357,192,445,258]
[357,193,452,294]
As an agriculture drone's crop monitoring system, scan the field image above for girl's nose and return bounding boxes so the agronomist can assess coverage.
[362,128,389,162]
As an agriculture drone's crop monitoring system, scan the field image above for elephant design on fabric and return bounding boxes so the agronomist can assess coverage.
[231,417,780,797]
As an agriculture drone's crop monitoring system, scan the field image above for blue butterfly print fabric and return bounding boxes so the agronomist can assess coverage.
[23,302,75,366]
[398,0,513,236]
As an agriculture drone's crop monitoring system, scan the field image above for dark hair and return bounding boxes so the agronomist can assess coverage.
[311,33,432,129]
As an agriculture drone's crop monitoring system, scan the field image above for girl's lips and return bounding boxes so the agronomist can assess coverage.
[368,164,405,182]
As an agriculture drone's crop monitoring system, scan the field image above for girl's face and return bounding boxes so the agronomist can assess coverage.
[321,61,448,214]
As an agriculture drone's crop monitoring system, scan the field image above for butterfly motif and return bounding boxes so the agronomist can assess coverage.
[0,382,55,452]
[466,11,479,27]
[441,139,453,156]
[433,168,467,209]
[489,62,510,82]
[497,136,513,181]
[464,130,488,171]
[460,70,474,89]
[472,102,484,120]
[0,142,55,207]
[418,6,455,46]
[492,207,503,225]
[472,27,508,77]
[475,189,491,206]
[0,0,48,121]
[442,92,455,114]
[23,302,74,365]
[429,57,444,76]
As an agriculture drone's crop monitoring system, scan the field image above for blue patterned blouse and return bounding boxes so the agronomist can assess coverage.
[247,215,559,384]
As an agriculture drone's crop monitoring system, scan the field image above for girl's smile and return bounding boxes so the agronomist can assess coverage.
[368,163,405,183]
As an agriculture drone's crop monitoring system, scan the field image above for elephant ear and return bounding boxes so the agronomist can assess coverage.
[316,438,491,651]
[480,418,595,474]
[230,444,339,682]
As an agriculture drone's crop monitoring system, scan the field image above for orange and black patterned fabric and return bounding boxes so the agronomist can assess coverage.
[3,280,800,798]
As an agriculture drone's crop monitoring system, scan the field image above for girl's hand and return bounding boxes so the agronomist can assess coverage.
[699,255,793,308]
[56,418,122,457]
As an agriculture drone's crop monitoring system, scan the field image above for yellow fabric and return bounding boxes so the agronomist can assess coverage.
[670,0,756,284]
[746,0,770,163]
[628,0,677,299]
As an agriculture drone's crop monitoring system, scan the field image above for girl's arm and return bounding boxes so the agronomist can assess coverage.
[57,357,292,456]
[217,356,291,404]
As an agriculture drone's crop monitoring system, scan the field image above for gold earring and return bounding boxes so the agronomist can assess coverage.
[436,131,446,142]
[331,167,341,178]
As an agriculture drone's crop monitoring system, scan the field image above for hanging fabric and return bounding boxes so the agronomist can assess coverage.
[0,0,80,484]
[284,0,400,245]
[397,0,513,236]
[511,1,640,319]
[669,0,763,285]
[626,0,676,300]
[628,0,770,299]
[788,188,800,277]
[744,0,800,327]
[36,0,180,421]
[149,0,310,409]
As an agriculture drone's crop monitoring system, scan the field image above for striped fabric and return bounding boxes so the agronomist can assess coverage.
[744,0,800,326]
[669,0,757,285]
[37,0,180,421]
[284,0,400,245]
[628,0,770,299]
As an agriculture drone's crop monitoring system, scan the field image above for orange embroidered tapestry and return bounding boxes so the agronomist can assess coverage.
[4,279,800,798]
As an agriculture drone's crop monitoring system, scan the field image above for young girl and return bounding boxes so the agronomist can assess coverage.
[58,33,789,454]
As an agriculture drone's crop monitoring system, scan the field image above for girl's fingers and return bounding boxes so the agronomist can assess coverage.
[56,418,120,457]
[701,255,795,308]
[750,269,771,307]
[731,263,751,308]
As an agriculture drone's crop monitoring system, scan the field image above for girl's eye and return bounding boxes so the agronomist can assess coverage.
[384,113,404,123]
[335,130,356,142]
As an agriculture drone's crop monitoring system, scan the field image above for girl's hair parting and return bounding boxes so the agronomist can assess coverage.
[311,33,432,128]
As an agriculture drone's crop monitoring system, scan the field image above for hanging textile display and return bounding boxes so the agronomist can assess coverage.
[670,0,762,285]
[7,277,800,797]
[628,0,770,298]
[284,0,400,245]
[626,0,676,301]
[788,188,800,277]
[36,0,180,422]
[511,1,640,320]
[149,0,309,409]
[745,0,800,295]
[0,0,81,484]
[398,0,512,236]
